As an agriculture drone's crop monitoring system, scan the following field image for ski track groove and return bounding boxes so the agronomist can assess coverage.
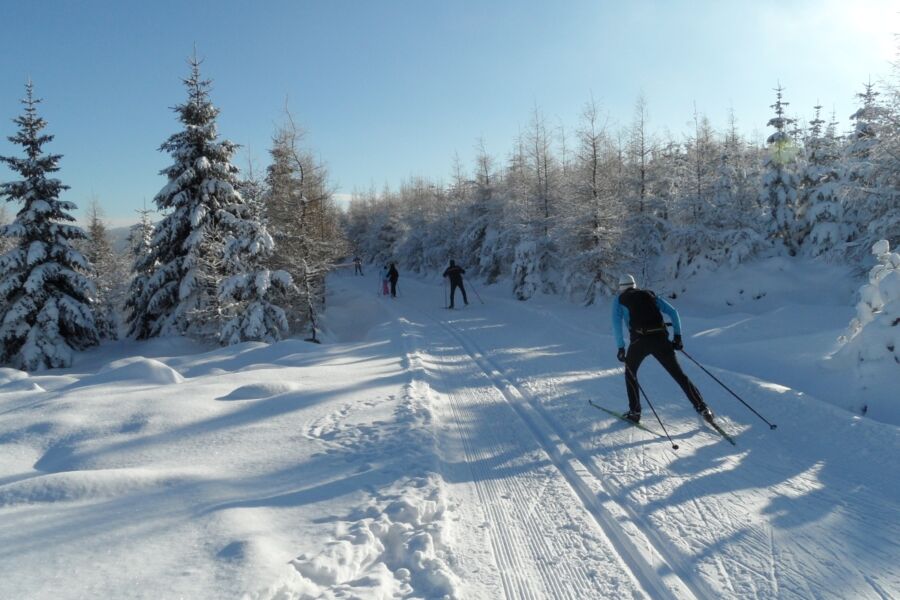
[433,314,707,600]
[863,574,892,600]
[689,496,736,596]
[766,525,780,599]
[411,303,636,598]
[451,376,590,598]
[396,307,546,599]
[445,351,605,598]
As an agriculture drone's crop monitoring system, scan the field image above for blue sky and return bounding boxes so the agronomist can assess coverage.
[1,0,897,226]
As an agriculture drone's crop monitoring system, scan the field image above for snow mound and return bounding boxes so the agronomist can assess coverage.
[0,380,45,393]
[217,381,302,401]
[0,468,205,506]
[27,375,79,391]
[286,475,459,599]
[168,340,317,377]
[70,357,185,388]
[0,368,28,386]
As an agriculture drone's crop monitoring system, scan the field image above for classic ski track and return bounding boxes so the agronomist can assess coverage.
[433,315,711,600]
[393,298,653,598]
[440,319,890,600]
[429,333,609,597]
[391,307,547,598]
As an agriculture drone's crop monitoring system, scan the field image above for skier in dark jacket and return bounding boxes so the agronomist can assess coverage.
[611,274,712,423]
[442,260,468,308]
[353,256,363,276]
[388,263,399,297]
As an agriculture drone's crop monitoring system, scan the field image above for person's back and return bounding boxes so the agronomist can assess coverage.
[618,287,666,337]
[443,260,468,308]
[443,263,465,285]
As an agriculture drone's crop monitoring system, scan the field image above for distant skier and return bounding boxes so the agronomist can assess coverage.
[443,260,468,308]
[388,263,399,297]
[353,255,363,276]
[611,274,712,423]
[381,265,390,296]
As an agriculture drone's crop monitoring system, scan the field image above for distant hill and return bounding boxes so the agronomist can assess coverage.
[108,226,132,253]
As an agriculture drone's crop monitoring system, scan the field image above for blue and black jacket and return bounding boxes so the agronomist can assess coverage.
[611,288,681,349]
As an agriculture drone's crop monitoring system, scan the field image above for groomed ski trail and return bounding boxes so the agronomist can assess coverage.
[349,271,900,599]
[377,285,705,598]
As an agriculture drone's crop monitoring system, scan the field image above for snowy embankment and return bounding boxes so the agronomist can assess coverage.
[0,304,459,598]
[1,257,898,599]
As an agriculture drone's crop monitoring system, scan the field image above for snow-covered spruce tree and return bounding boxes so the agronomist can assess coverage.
[123,206,156,338]
[220,159,296,344]
[0,82,98,369]
[217,189,293,345]
[802,107,846,259]
[760,85,802,255]
[82,201,123,339]
[127,56,242,339]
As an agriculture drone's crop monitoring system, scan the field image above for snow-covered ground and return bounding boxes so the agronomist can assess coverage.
[1,259,898,599]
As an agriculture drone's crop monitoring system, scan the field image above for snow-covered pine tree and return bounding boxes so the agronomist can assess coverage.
[0,82,98,369]
[83,200,122,339]
[802,106,846,259]
[127,55,243,339]
[217,185,293,345]
[760,85,802,255]
[123,206,156,338]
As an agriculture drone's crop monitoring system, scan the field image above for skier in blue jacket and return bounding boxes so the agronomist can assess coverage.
[611,274,712,423]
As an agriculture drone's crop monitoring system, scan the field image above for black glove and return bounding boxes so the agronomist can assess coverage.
[617,348,626,362]
[672,335,683,351]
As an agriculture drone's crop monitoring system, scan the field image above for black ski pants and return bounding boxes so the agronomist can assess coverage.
[625,333,705,413]
[449,281,468,307]
[390,279,398,297]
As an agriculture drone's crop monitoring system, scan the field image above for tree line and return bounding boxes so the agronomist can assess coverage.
[346,68,899,304]
[0,57,346,370]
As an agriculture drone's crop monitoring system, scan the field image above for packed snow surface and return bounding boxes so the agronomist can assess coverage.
[0,258,897,599]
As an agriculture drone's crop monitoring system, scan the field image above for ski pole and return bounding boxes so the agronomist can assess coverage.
[679,349,777,430]
[624,364,679,450]
[468,281,485,305]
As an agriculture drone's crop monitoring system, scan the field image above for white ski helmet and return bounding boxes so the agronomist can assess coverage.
[618,274,636,289]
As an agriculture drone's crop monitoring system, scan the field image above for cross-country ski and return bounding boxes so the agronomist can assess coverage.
[588,399,669,441]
